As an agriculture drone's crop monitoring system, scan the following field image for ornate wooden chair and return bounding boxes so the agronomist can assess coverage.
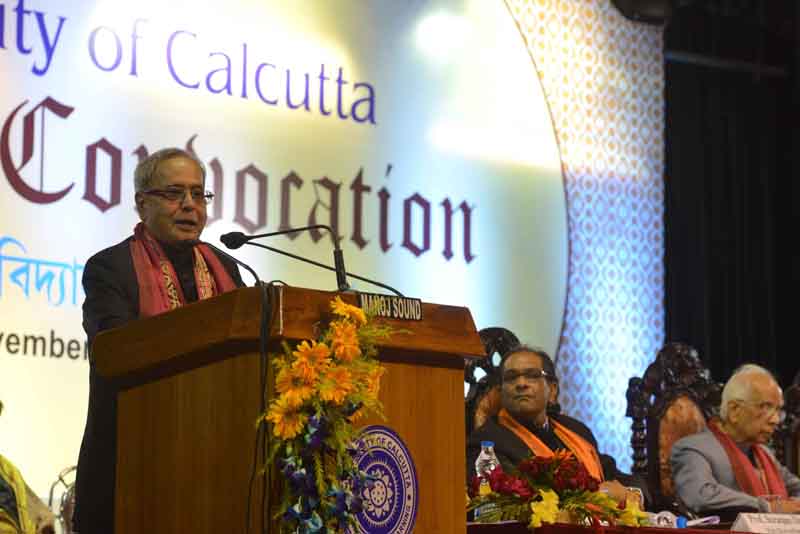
[464,327,520,437]
[625,342,722,512]
[774,381,800,474]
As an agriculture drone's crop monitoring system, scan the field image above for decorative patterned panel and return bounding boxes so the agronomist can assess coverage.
[505,0,665,470]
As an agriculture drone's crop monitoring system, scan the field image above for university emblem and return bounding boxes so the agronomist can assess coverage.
[352,425,418,534]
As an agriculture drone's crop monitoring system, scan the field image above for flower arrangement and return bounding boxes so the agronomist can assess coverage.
[262,296,390,533]
[467,450,649,529]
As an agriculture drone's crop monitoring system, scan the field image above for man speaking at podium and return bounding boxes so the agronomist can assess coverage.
[73,148,244,534]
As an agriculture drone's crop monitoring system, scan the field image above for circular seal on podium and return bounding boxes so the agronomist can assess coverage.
[352,425,419,533]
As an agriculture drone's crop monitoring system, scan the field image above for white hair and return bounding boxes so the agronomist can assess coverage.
[719,363,777,420]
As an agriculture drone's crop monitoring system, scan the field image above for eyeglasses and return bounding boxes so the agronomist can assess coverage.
[735,399,786,422]
[141,187,214,205]
[502,368,551,383]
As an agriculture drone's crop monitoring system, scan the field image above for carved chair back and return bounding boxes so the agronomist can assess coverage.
[464,327,520,437]
[626,342,721,511]
[774,381,800,474]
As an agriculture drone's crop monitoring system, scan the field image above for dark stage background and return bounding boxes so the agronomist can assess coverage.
[663,0,799,386]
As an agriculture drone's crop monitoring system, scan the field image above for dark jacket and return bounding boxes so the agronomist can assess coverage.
[73,237,244,534]
[466,412,647,502]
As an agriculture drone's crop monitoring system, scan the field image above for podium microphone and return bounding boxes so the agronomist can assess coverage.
[202,241,262,286]
[222,225,349,291]
[220,226,403,297]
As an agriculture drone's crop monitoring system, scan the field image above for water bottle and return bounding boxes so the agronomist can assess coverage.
[473,441,500,519]
[475,441,500,477]
[646,511,685,528]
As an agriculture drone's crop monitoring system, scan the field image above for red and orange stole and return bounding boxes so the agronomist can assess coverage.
[498,408,605,481]
[130,223,238,317]
[708,420,788,497]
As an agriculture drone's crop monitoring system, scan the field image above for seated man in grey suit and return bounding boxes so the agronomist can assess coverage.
[671,364,800,514]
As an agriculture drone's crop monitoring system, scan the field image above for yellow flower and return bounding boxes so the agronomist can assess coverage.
[618,499,649,526]
[349,306,367,325]
[365,366,385,398]
[529,489,559,529]
[319,366,353,404]
[275,367,315,408]
[291,341,331,382]
[265,396,308,439]
[330,296,367,325]
[330,320,362,362]
[348,407,366,423]
[293,340,331,365]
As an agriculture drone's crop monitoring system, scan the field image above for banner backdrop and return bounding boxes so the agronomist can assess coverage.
[506,0,665,469]
[1,0,570,497]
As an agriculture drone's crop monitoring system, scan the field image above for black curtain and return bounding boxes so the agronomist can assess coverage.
[664,61,793,384]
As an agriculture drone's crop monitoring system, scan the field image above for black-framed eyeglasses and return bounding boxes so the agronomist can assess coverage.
[502,368,550,383]
[141,187,214,205]
[735,399,786,423]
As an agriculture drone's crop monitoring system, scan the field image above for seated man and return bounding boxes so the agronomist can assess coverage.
[671,364,800,514]
[467,345,643,503]
[0,400,56,534]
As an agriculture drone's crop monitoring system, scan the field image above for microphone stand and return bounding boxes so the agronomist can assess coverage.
[224,225,350,292]
[243,241,405,297]
[203,241,262,286]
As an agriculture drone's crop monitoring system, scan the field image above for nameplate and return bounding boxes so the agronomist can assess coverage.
[357,292,423,321]
[732,513,800,533]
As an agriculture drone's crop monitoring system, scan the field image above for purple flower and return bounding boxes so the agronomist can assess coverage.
[305,413,330,451]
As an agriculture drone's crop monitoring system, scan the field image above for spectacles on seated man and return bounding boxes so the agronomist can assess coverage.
[733,399,786,423]
[502,368,551,383]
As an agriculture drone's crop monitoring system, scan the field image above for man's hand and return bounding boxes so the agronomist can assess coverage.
[766,497,800,514]
[599,480,628,504]
[25,484,57,534]
[599,480,644,508]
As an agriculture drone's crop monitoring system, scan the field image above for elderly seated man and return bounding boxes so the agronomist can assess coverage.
[671,364,800,514]
[467,345,644,504]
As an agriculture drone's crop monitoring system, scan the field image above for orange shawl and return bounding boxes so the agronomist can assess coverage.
[498,408,605,481]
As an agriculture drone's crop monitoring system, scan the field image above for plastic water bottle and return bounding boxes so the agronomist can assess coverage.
[646,511,685,528]
[475,441,500,477]
[645,511,719,528]
[473,441,500,519]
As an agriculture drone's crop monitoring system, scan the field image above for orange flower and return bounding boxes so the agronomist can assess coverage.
[293,340,331,366]
[319,366,353,404]
[348,407,366,423]
[365,366,385,398]
[275,366,315,408]
[265,396,308,439]
[330,296,367,325]
[291,340,331,381]
[330,320,361,362]
[292,357,320,383]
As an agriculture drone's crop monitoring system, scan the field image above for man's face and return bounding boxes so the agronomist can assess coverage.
[135,156,207,245]
[500,351,553,426]
[728,374,784,445]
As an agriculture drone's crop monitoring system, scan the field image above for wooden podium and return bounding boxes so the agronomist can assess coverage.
[94,285,485,534]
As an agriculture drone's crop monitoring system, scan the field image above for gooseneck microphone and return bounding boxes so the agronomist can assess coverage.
[219,232,250,249]
[220,226,404,297]
[202,241,262,286]
[222,225,349,291]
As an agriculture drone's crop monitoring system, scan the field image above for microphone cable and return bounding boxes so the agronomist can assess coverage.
[244,281,274,534]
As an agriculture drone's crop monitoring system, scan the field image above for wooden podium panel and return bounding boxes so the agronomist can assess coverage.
[360,360,467,533]
[94,286,485,534]
[114,352,264,533]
